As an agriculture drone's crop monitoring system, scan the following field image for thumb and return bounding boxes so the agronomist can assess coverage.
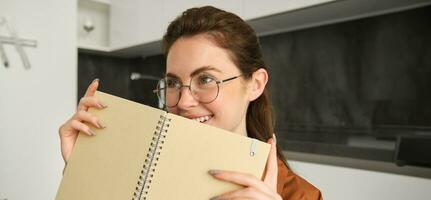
[263,134,278,190]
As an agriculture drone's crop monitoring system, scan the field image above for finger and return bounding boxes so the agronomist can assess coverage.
[77,79,101,111]
[263,134,278,190]
[211,187,270,200]
[70,119,97,136]
[73,110,106,129]
[84,78,99,97]
[77,96,107,111]
[208,170,272,195]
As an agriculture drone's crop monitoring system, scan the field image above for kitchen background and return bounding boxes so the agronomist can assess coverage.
[1,0,431,199]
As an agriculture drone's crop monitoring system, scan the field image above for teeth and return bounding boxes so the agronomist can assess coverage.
[192,115,211,123]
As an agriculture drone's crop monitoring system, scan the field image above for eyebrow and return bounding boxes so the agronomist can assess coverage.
[165,66,222,79]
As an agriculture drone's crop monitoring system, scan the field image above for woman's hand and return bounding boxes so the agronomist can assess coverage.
[58,79,107,164]
[208,134,282,200]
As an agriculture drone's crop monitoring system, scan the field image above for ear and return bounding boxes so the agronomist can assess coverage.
[247,68,269,101]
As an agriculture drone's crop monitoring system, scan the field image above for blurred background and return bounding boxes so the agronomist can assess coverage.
[1,0,431,199]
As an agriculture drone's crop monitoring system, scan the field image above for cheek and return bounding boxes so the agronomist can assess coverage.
[207,86,248,124]
[220,83,249,105]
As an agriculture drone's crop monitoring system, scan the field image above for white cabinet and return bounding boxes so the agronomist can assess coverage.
[105,0,337,51]
[110,0,241,50]
[82,0,428,57]
[242,0,337,20]
[110,0,163,49]
[162,0,242,27]
[78,0,110,49]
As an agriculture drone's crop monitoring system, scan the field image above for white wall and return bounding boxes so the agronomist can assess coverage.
[0,0,76,199]
[290,161,431,200]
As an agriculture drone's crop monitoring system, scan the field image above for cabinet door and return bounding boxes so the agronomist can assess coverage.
[111,1,242,49]
[242,0,336,20]
[162,0,243,32]
[110,0,163,48]
[139,0,165,44]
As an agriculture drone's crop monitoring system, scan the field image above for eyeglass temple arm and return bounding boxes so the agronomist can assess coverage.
[217,75,241,84]
[152,88,165,93]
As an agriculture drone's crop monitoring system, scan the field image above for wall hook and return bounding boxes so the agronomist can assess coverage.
[0,17,37,70]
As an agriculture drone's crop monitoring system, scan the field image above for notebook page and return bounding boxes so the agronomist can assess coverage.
[145,113,271,199]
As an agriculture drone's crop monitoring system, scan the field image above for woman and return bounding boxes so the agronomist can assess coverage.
[59,6,322,200]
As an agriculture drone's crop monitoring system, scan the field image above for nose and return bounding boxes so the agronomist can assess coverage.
[176,86,199,108]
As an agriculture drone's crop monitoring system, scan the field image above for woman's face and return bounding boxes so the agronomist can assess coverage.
[165,34,250,136]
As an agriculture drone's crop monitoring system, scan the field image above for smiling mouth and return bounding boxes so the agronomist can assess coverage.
[191,115,213,123]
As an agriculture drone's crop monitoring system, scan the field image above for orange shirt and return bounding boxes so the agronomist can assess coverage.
[277,159,323,200]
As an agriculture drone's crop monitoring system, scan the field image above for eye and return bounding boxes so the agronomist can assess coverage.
[166,78,181,89]
[196,74,215,85]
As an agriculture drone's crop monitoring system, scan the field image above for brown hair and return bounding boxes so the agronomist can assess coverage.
[163,6,287,166]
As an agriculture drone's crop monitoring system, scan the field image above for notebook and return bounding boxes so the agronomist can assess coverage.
[56,91,271,200]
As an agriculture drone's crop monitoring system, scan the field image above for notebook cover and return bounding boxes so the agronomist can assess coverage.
[56,91,164,200]
[56,91,271,200]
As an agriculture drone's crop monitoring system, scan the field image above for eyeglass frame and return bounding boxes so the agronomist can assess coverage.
[153,74,244,108]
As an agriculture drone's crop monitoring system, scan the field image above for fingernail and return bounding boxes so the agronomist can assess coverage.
[210,196,221,200]
[92,78,99,84]
[97,120,106,129]
[273,133,277,144]
[89,129,97,136]
[208,170,221,176]
[99,101,108,108]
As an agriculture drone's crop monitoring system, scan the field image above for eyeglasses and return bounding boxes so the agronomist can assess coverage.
[153,73,243,108]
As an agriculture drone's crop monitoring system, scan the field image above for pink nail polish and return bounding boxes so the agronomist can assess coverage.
[208,170,221,176]
[99,101,108,108]
[89,129,97,136]
[97,120,106,129]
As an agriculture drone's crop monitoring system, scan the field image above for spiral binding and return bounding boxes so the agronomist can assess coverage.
[132,113,171,200]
